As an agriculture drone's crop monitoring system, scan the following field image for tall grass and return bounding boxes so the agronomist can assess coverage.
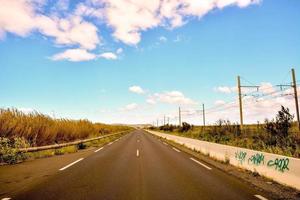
[0,108,131,147]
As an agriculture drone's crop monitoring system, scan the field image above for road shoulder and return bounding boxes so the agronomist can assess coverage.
[147,132,300,200]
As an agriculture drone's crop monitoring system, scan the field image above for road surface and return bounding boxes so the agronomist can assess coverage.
[4,130,269,200]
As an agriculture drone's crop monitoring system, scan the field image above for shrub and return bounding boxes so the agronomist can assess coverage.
[0,137,29,164]
[179,122,192,132]
[159,124,176,132]
[264,106,294,146]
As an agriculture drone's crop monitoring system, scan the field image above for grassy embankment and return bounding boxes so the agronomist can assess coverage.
[149,120,300,158]
[0,109,133,164]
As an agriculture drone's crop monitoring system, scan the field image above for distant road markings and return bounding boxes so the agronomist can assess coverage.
[137,139,140,142]
[190,158,212,170]
[94,147,104,153]
[1,198,11,200]
[255,195,268,200]
[172,147,181,152]
[59,158,84,171]
[136,149,140,157]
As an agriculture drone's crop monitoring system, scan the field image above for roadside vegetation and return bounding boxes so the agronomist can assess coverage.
[150,106,300,158]
[0,108,132,164]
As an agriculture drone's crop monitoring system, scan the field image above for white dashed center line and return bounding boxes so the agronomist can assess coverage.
[190,158,212,170]
[136,149,140,157]
[172,147,181,153]
[94,147,104,153]
[59,158,84,171]
[255,195,268,200]
[107,142,113,145]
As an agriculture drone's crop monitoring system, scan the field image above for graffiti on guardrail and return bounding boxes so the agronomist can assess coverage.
[248,153,265,166]
[235,151,247,164]
[267,158,289,173]
[234,150,290,173]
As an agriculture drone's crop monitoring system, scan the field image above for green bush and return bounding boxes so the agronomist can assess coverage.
[0,137,29,164]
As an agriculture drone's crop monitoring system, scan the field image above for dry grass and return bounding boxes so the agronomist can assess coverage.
[0,108,132,147]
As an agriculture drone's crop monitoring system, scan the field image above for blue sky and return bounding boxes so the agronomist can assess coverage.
[0,0,300,124]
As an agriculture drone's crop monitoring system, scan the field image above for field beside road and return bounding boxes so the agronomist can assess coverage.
[0,109,133,164]
[149,121,300,158]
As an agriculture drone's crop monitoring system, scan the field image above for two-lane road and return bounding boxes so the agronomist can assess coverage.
[13,130,268,200]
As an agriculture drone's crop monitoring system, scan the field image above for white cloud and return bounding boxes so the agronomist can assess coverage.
[215,86,234,94]
[0,0,36,37]
[51,49,120,62]
[18,107,35,114]
[214,100,226,105]
[55,0,70,11]
[129,86,145,94]
[153,91,197,105]
[146,98,156,105]
[0,0,261,57]
[51,48,97,62]
[91,0,260,45]
[259,82,276,94]
[159,36,167,42]
[0,0,100,50]
[116,48,123,54]
[215,82,276,94]
[120,103,138,111]
[37,15,100,50]
[99,52,117,60]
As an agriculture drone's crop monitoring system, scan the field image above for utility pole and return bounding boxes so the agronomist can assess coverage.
[202,104,206,128]
[277,68,300,130]
[157,119,159,127]
[292,68,300,130]
[179,107,182,127]
[237,76,259,129]
[164,115,166,126]
[237,76,244,129]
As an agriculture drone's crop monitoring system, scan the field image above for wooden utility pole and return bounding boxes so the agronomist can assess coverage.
[292,68,300,130]
[202,103,206,128]
[164,115,166,126]
[179,107,182,127]
[237,76,244,129]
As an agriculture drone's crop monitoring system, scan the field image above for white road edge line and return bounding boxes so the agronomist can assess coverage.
[136,149,140,157]
[59,158,84,171]
[255,195,268,200]
[163,142,168,146]
[172,147,181,153]
[108,142,113,145]
[94,147,104,153]
[190,158,212,170]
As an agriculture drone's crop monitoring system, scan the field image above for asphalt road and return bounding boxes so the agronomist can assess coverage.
[6,130,269,200]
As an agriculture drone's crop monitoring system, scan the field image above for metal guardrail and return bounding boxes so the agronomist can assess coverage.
[18,131,129,153]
